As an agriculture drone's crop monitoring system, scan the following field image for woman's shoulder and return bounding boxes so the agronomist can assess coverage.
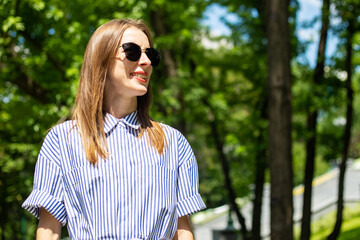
[37,120,76,165]
[158,122,188,143]
[51,119,75,131]
[47,120,77,138]
[158,123,195,162]
[159,122,180,135]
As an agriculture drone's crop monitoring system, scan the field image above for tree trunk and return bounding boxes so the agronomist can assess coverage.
[300,1,330,239]
[251,102,268,240]
[251,143,266,240]
[203,100,249,240]
[266,0,294,239]
[327,11,355,240]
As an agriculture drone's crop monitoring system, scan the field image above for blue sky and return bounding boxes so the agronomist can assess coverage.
[202,0,338,68]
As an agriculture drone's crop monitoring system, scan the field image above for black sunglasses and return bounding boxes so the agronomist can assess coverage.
[120,42,160,67]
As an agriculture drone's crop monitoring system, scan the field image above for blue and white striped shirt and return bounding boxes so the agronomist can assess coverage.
[22,111,206,239]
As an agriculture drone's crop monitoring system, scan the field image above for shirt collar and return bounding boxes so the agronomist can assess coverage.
[104,111,140,134]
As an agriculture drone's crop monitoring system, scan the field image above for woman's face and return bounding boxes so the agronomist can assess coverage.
[106,27,152,101]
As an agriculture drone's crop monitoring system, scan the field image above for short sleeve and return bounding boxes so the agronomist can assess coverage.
[22,128,67,225]
[176,133,206,217]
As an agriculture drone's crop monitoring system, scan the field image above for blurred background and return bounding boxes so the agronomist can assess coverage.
[1,0,360,239]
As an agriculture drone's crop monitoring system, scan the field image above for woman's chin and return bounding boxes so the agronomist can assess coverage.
[135,87,148,96]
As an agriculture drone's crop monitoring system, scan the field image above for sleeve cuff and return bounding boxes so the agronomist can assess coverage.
[177,194,206,217]
[22,189,67,226]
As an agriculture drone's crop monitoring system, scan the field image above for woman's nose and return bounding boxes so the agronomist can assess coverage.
[139,52,151,66]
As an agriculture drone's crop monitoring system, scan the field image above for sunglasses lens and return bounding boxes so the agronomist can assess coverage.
[146,48,160,66]
[122,43,141,62]
[121,43,160,66]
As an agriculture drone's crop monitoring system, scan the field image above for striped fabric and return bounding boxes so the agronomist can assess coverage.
[22,111,206,239]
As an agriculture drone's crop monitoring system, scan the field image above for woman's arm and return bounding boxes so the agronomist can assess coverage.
[172,215,194,240]
[36,208,62,240]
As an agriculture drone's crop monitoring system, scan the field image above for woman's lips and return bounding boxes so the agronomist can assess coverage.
[130,72,147,82]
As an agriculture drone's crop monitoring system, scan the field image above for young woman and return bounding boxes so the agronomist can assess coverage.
[22,19,205,240]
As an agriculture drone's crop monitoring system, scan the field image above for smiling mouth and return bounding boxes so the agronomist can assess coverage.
[130,73,147,82]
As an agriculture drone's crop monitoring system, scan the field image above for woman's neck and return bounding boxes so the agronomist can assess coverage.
[104,96,137,119]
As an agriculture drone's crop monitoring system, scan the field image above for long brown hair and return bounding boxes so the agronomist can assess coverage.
[72,19,166,164]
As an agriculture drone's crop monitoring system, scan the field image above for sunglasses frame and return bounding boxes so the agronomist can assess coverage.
[119,42,160,67]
